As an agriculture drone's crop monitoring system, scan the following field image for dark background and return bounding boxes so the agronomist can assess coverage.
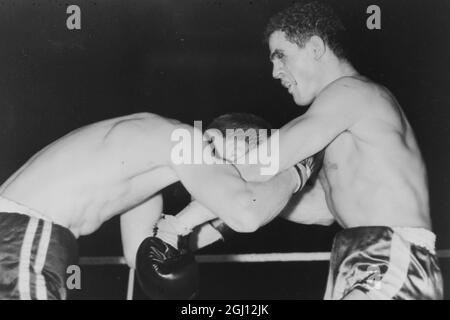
[0,0,448,299]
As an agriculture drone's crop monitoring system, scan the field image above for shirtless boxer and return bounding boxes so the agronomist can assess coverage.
[149,1,444,300]
[241,1,443,299]
[0,113,304,300]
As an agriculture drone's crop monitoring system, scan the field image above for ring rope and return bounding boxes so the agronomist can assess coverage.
[78,249,450,300]
[79,249,450,265]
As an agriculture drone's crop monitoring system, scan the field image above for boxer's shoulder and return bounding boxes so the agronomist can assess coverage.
[332,76,398,106]
[100,112,182,145]
[309,76,373,117]
[320,76,378,101]
[107,112,178,132]
[315,76,398,115]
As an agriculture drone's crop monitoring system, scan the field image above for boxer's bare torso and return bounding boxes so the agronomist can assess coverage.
[283,76,430,230]
[321,77,429,228]
[0,113,179,237]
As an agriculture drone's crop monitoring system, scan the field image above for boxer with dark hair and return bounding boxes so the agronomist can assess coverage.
[235,1,443,299]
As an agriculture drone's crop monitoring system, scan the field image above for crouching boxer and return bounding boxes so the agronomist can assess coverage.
[0,112,302,299]
[134,113,325,299]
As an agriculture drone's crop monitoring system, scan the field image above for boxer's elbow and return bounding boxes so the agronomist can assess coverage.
[317,217,335,226]
[225,217,259,233]
[224,191,261,233]
[226,215,259,233]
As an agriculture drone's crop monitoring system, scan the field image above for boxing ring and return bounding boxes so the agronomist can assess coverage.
[79,249,450,300]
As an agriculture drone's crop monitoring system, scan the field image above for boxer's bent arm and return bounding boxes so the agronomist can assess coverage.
[175,200,224,250]
[175,200,217,230]
[280,178,335,226]
[120,193,163,268]
[242,78,367,177]
[173,159,297,232]
[277,78,368,171]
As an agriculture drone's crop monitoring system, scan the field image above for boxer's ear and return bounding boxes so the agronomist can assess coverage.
[307,35,326,60]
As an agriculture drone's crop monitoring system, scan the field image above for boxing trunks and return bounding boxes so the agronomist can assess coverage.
[0,197,78,300]
[324,226,443,300]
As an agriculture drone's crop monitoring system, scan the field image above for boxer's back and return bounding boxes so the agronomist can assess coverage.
[0,113,179,236]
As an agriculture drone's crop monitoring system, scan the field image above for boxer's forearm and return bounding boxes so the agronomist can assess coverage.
[188,222,224,251]
[173,161,297,232]
[175,200,217,230]
[243,169,298,228]
[172,163,249,231]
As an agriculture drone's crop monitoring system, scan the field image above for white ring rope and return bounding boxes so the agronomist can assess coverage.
[196,252,332,263]
[78,250,450,300]
[79,249,450,266]
[126,268,135,301]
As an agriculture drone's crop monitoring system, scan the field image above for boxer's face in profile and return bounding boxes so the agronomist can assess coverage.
[268,31,321,106]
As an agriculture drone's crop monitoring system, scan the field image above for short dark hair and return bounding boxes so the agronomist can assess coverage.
[205,113,272,157]
[264,1,347,60]
[206,113,272,136]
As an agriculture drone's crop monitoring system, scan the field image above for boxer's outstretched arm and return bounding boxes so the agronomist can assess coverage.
[171,143,298,232]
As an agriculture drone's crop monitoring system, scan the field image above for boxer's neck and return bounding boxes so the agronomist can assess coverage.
[317,55,359,94]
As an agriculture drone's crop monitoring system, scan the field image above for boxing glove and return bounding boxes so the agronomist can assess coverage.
[135,236,199,300]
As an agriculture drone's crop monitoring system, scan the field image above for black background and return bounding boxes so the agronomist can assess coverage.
[0,0,448,299]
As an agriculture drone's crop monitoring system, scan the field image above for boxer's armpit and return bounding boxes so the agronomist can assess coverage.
[280,178,334,226]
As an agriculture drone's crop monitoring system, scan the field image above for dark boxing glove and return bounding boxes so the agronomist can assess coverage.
[135,235,199,300]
